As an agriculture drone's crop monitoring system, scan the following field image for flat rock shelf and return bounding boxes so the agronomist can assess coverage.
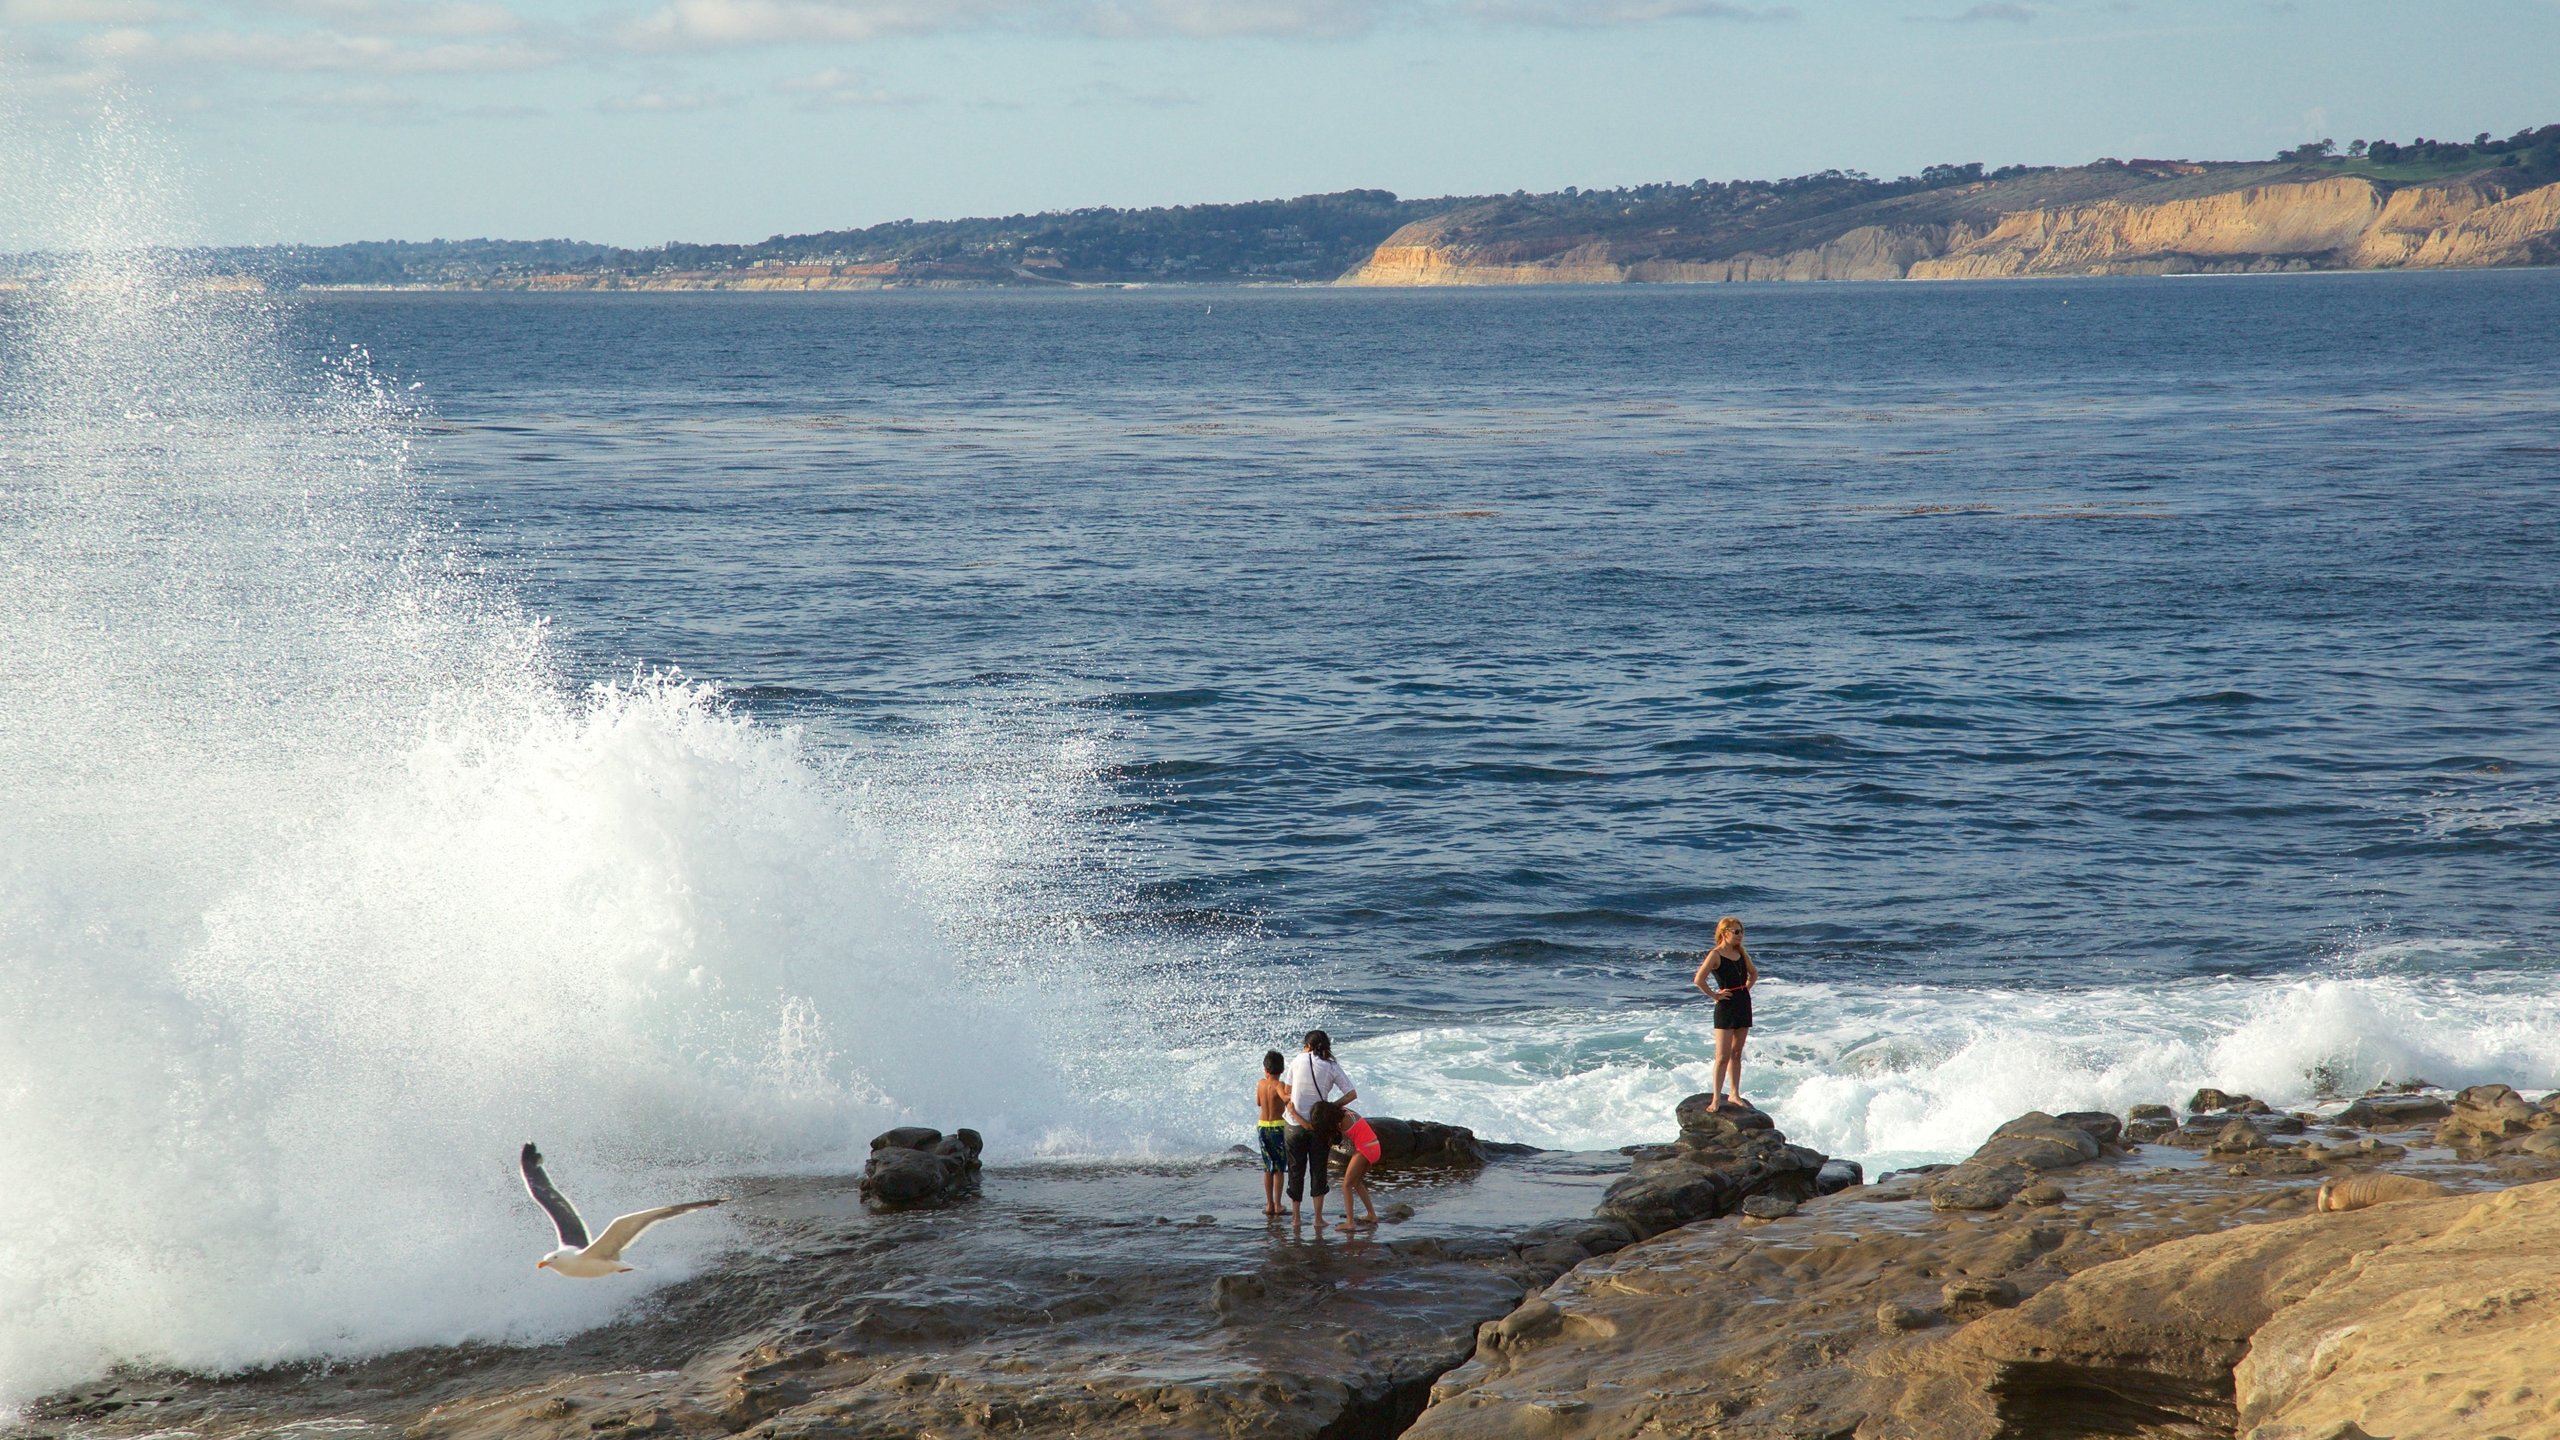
[18,1086,2560,1440]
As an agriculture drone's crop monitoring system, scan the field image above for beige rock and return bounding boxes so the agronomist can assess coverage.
[2435,1082,2544,1151]
[1906,1195,2480,1437]
[2332,1092,2450,1128]
[1939,1276,2021,1317]
[2238,1181,2560,1438]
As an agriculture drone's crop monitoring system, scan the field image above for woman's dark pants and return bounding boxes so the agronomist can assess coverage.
[1285,1125,1330,1203]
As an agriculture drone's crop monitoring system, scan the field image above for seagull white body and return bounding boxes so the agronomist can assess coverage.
[521,1142,725,1279]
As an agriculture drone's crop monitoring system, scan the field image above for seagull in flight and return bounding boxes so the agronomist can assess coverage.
[520,1142,726,1278]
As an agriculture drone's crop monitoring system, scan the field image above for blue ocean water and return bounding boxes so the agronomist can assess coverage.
[7,261,2560,1402]
[307,277,2560,1011]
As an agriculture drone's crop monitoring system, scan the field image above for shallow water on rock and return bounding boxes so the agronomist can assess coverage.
[16,1151,1629,1440]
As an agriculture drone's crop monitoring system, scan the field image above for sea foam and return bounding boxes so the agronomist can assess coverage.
[1338,962,2560,1172]
[0,147,1234,1408]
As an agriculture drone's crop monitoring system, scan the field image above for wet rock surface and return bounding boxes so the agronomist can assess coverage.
[17,1093,1781,1440]
[23,1085,2557,1440]
[14,1144,1636,1440]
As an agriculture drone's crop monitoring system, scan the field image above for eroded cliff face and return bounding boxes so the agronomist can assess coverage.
[1339,174,2560,285]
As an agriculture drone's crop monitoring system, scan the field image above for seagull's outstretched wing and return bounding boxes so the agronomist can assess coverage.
[520,1143,590,1250]
[585,1199,726,1262]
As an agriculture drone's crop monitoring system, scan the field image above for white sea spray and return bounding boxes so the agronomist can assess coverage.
[0,120,1258,1408]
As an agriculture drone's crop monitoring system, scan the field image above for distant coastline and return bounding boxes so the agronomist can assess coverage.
[7,125,2556,293]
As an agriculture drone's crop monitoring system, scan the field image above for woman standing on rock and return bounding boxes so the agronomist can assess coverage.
[1283,1030,1356,1230]
[1692,916,1758,1113]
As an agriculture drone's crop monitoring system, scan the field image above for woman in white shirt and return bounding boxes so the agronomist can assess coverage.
[1282,1029,1356,1228]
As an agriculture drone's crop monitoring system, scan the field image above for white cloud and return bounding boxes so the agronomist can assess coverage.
[622,0,1783,47]
[287,79,422,106]
[246,0,529,37]
[1465,0,1792,23]
[776,63,917,105]
[0,0,190,22]
[10,58,124,87]
[623,0,1006,45]
[242,81,545,120]
[1070,77,1199,105]
[598,86,729,110]
[82,22,554,69]
[1075,0,1383,38]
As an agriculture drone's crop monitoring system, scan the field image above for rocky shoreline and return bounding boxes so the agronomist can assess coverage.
[16,1085,2560,1440]
[1419,1081,2560,1440]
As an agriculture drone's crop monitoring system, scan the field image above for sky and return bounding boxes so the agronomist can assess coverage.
[2,0,2557,246]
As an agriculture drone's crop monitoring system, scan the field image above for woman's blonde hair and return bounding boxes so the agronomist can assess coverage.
[1713,916,1751,961]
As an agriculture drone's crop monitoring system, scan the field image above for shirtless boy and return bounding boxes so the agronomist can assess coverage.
[1255,1050,1289,1216]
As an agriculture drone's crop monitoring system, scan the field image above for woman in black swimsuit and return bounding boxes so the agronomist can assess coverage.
[1690,915,1759,1113]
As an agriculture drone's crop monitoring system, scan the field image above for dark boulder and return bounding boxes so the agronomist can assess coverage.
[1815,1158,1865,1195]
[860,1126,984,1209]
[2157,1112,2305,1149]
[2125,1103,2179,1144]
[1674,1093,1778,1136]
[1356,1115,1489,1167]
[1598,1094,1825,1239]
[1599,1165,1732,1239]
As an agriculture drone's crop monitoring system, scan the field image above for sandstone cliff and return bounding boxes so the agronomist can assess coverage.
[1341,169,2560,286]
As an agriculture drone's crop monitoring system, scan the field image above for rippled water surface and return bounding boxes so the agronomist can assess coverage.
[7,266,2559,1402]
[311,277,2560,1010]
